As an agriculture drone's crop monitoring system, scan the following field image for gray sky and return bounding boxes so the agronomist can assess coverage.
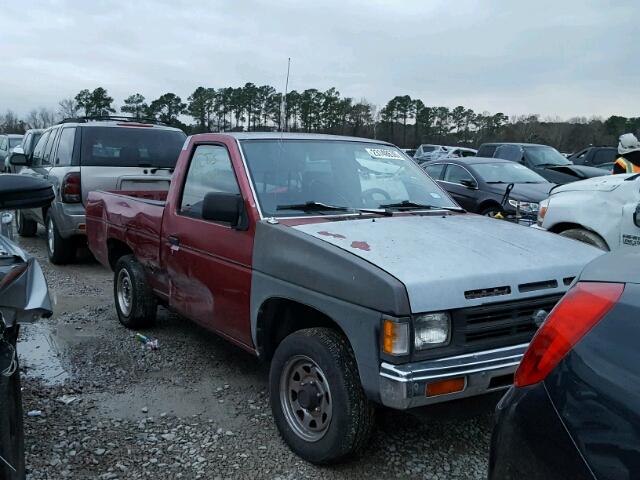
[1,0,638,119]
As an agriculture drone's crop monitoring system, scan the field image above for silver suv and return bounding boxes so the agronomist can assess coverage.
[11,117,186,264]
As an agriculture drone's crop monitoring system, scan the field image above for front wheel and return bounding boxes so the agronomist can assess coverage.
[0,327,25,480]
[46,212,76,264]
[481,205,504,218]
[560,228,609,251]
[16,211,37,237]
[269,327,375,464]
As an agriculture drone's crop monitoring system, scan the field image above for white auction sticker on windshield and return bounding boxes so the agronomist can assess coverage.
[365,148,404,160]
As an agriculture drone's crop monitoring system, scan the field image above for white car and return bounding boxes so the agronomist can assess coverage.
[536,174,640,251]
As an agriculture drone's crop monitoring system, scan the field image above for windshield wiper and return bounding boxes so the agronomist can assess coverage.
[486,181,508,184]
[536,163,569,168]
[276,201,353,213]
[379,200,464,212]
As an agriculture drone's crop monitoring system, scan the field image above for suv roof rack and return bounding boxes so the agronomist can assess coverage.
[59,116,168,126]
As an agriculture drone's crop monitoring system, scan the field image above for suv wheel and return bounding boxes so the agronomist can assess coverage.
[114,255,157,329]
[16,211,37,237]
[46,212,76,264]
[0,327,25,479]
[269,327,375,464]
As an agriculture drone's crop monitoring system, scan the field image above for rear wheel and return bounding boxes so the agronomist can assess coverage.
[46,212,76,264]
[15,211,37,237]
[114,255,157,329]
[560,228,609,251]
[0,327,25,480]
[269,327,375,464]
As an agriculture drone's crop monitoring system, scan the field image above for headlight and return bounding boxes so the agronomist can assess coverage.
[537,198,549,226]
[414,312,451,350]
[508,199,539,214]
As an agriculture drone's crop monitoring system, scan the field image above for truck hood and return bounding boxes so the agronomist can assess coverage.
[292,214,602,313]
[551,173,638,195]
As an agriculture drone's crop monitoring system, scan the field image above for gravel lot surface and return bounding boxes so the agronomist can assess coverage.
[15,230,494,479]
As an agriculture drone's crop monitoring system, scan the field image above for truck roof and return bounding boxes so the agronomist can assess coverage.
[194,132,394,145]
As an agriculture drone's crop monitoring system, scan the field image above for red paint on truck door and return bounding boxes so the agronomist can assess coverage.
[161,139,256,350]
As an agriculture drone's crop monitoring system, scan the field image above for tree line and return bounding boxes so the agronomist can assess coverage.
[1,85,638,153]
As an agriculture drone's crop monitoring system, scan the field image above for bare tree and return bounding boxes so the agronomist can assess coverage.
[58,98,80,119]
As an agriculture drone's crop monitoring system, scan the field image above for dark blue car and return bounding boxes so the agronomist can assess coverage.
[489,248,640,479]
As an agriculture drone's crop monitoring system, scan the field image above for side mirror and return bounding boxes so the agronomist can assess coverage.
[460,179,477,189]
[9,153,28,166]
[201,192,247,229]
[0,175,54,209]
[634,204,640,228]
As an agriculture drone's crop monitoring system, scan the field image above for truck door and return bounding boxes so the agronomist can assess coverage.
[162,142,254,349]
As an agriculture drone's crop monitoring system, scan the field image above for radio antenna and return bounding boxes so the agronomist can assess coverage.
[281,57,291,132]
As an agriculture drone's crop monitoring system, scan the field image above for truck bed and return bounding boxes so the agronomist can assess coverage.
[86,189,167,274]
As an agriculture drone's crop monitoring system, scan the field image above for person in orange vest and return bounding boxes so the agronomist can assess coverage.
[613,133,640,174]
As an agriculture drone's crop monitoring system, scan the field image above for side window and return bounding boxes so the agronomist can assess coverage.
[0,137,6,151]
[42,128,60,166]
[179,144,240,220]
[56,128,76,166]
[444,164,475,185]
[593,149,617,166]
[424,163,445,180]
[31,131,51,166]
[494,145,523,162]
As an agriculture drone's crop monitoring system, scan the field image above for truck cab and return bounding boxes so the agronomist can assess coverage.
[86,133,602,463]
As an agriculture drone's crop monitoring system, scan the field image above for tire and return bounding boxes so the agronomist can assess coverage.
[46,212,76,265]
[15,212,37,238]
[560,228,609,251]
[113,255,157,329]
[0,327,25,480]
[480,205,504,218]
[269,327,375,464]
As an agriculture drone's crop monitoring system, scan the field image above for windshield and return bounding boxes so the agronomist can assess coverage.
[9,137,23,148]
[240,140,459,216]
[81,127,186,167]
[524,146,571,167]
[420,146,436,153]
[473,162,548,183]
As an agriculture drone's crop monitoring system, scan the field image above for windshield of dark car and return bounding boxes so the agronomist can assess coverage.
[9,137,22,148]
[473,162,548,183]
[524,146,571,167]
[420,146,436,153]
[81,127,186,167]
[241,139,458,216]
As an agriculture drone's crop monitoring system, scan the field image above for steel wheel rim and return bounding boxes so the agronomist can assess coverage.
[116,269,133,316]
[279,355,332,442]
[47,218,55,253]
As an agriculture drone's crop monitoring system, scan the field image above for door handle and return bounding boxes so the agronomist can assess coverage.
[168,235,180,246]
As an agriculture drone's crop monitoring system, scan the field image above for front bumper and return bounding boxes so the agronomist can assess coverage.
[379,343,526,409]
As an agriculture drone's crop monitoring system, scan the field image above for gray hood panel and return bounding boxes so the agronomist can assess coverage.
[293,214,603,313]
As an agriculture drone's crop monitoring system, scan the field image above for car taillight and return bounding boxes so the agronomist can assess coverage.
[515,282,624,387]
[61,172,81,203]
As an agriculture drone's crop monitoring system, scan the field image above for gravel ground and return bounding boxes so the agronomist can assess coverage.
[15,230,494,479]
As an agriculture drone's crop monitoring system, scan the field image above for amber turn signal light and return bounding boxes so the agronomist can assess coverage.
[425,377,465,397]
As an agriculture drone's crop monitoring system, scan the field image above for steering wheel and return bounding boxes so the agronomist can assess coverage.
[362,188,392,206]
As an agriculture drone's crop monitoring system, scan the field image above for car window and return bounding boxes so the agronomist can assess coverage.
[494,145,523,162]
[56,128,76,166]
[42,128,60,166]
[80,127,186,167]
[0,137,6,150]
[424,163,445,180]
[443,164,475,185]
[31,130,51,166]
[9,137,22,148]
[592,149,617,165]
[179,144,240,220]
[25,132,42,156]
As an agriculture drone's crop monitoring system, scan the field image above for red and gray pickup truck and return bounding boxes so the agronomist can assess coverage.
[86,132,601,463]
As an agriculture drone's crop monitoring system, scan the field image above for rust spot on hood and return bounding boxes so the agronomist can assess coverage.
[351,241,371,251]
[318,231,346,239]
